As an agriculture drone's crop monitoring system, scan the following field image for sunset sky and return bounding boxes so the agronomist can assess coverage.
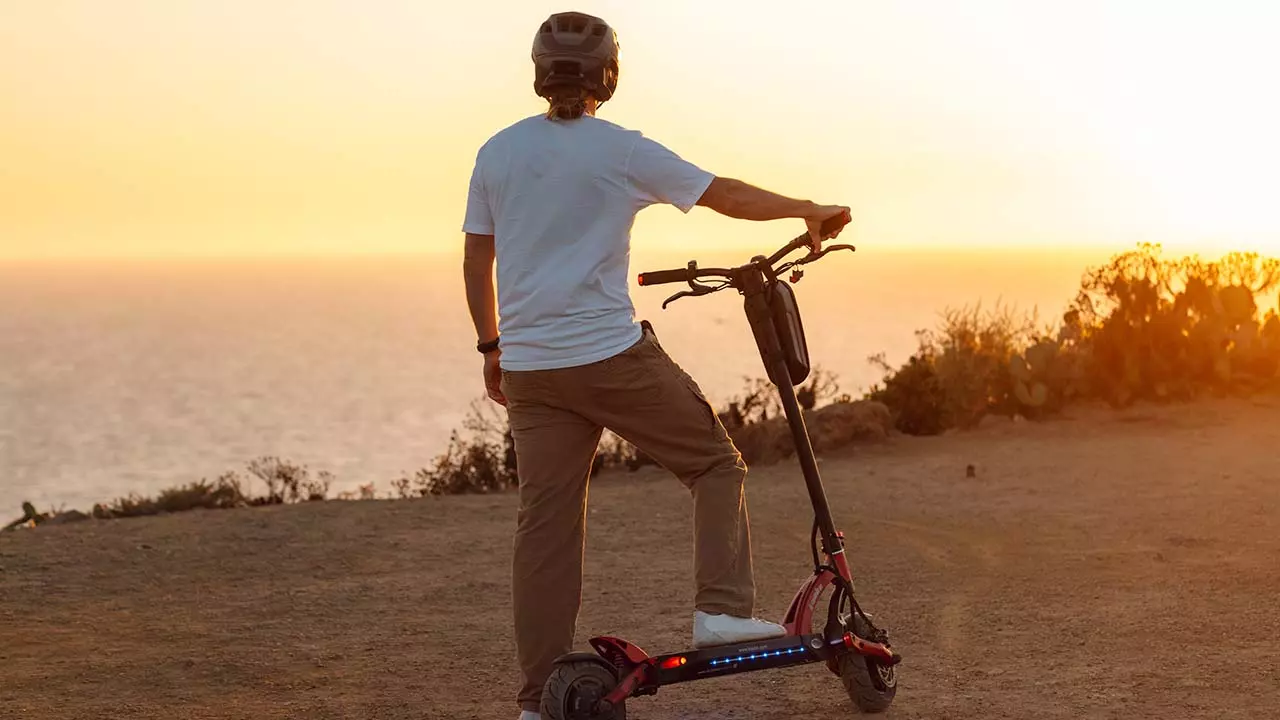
[3,0,1278,260]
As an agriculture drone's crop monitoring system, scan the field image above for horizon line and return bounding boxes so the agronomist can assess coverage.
[0,241,1171,266]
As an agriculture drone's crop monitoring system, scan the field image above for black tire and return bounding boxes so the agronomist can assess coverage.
[839,612,898,713]
[540,661,627,720]
[838,652,897,713]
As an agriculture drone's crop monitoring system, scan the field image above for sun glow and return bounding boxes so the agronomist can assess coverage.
[2,1,1277,260]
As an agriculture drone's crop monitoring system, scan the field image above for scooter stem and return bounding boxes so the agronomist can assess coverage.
[740,269,847,567]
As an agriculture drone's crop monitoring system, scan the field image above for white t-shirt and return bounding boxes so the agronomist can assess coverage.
[462,114,714,371]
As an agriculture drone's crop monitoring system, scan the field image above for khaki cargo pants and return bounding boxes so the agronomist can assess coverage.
[500,324,756,712]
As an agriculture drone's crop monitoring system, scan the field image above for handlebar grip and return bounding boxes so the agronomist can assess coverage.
[637,268,691,286]
[819,209,852,237]
[783,209,853,255]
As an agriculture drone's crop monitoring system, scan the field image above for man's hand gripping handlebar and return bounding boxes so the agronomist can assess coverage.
[637,210,854,309]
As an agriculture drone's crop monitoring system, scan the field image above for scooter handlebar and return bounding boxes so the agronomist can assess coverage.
[636,268,692,287]
[637,209,852,286]
[769,210,852,264]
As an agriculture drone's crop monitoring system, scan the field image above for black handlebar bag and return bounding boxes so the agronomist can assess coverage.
[770,281,810,386]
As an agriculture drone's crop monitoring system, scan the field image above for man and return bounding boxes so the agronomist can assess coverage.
[461,12,850,719]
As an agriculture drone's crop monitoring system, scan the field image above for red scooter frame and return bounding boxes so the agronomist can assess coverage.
[542,212,901,718]
[583,543,899,712]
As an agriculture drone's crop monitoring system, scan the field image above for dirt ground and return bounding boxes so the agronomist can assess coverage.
[2,398,1278,720]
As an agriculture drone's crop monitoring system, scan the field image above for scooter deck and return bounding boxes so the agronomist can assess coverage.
[641,633,835,687]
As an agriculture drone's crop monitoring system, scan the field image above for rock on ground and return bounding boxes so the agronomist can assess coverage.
[728,400,892,465]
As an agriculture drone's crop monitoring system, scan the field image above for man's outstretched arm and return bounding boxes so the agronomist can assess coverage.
[695,177,820,221]
[696,177,849,249]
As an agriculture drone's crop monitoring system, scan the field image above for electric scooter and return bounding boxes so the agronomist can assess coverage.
[539,211,901,719]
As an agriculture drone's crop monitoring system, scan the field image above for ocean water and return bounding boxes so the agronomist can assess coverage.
[0,247,1104,509]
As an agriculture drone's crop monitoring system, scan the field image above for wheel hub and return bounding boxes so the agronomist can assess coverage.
[567,680,609,720]
[874,661,898,689]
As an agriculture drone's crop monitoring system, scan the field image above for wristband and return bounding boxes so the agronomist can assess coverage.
[477,337,500,354]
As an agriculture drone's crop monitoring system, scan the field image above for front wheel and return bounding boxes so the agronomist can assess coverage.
[540,660,627,720]
[838,652,897,713]
[839,612,898,713]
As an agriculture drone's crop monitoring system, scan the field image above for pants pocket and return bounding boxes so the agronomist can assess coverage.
[682,372,719,431]
[657,350,719,432]
[619,322,720,432]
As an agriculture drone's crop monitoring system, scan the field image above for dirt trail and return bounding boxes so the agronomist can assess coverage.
[3,398,1279,719]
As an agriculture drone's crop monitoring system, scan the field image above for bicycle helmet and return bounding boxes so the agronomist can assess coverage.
[531,12,620,103]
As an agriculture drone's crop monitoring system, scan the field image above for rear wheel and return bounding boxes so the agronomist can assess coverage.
[838,612,898,713]
[540,661,627,720]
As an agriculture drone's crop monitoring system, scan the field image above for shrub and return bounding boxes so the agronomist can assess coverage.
[866,339,950,436]
[33,460,332,524]
[867,303,1038,434]
[1071,244,1280,404]
[108,474,249,517]
[410,400,518,496]
[797,367,841,411]
[245,457,330,504]
[594,431,658,472]
[868,243,1280,434]
[718,376,780,430]
[717,367,839,430]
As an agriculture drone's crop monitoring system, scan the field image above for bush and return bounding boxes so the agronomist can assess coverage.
[1071,244,1280,405]
[868,243,1280,434]
[866,340,951,436]
[717,376,780,430]
[718,367,840,429]
[400,400,518,496]
[108,474,249,517]
[245,458,333,504]
[865,304,1039,434]
[105,460,332,517]
[797,367,842,411]
[2,459,337,529]
[594,431,657,473]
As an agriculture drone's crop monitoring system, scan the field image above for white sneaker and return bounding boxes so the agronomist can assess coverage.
[518,712,541,720]
[693,610,787,649]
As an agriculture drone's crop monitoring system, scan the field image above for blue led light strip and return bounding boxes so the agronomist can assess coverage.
[707,647,806,667]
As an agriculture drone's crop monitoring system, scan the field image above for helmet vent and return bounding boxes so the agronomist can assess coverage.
[550,60,582,76]
[540,23,551,33]
[557,17,587,33]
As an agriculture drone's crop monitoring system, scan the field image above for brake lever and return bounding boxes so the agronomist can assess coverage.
[662,280,724,309]
[797,243,857,265]
[662,289,699,309]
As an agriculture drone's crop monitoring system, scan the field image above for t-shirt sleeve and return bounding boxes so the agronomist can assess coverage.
[625,135,715,213]
[461,153,495,235]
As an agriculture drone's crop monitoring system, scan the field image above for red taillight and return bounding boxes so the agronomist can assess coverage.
[637,274,647,286]
[660,656,687,670]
